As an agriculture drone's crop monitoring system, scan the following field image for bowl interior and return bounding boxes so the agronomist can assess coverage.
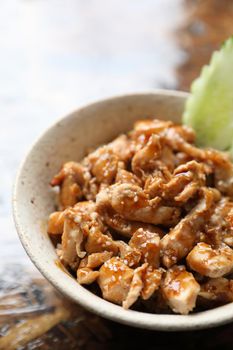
[13,91,233,330]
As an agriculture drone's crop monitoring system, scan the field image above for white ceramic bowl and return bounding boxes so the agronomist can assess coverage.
[13,90,233,331]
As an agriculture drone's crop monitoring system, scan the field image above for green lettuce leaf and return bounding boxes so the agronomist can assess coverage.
[183,36,233,153]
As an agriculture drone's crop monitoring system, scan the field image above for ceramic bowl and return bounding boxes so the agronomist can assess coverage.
[13,90,233,331]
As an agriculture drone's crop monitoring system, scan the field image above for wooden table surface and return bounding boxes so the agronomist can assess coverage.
[1,0,233,349]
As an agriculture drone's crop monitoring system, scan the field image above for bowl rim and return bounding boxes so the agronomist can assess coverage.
[12,89,233,331]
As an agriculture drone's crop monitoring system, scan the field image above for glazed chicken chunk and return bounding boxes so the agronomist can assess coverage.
[187,242,233,278]
[48,118,233,315]
[98,257,134,305]
[199,278,233,304]
[160,187,220,268]
[129,227,161,268]
[122,263,148,309]
[96,182,180,226]
[161,266,200,315]
[48,211,65,235]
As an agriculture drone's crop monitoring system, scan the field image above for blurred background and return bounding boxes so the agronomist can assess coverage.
[1,0,233,349]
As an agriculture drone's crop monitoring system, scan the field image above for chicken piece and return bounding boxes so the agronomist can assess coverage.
[215,166,233,198]
[160,187,220,268]
[144,168,172,199]
[161,265,200,315]
[163,127,233,198]
[86,251,113,269]
[129,120,173,156]
[61,201,106,267]
[163,127,206,160]
[206,149,233,198]
[65,201,105,237]
[59,177,82,209]
[108,134,134,162]
[55,243,63,259]
[85,230,119,255]
[171,125,196,143]
[83,135,134,184]
[203,198,233,247]
[141,267,163,300]
[132,134,162,176]
[51,161,88,187]
[84,177,102,201]
[129,228,161,268]
[187,242,233,278]
[163,161,207,203]
[96,183,180,226]
[98,257,134,305]
[78,256,88,268]
[61,218,83,267]
[199,278,233,304]
[84,146,120,185]
[132,119,173,139]
[131,122,195,163]
[123,263,148,309]
[146,160,207,204]
[116,241,141,268]
[48,211,64,234]
[100,209,136,238]
[77,268,99,285]
[51,162,90,208]
[175,152,192,167]
[224,207,233,247]
[100,206,162,238]
[115,168,141,186]
[159,145,176,172]
[174,182,199,203]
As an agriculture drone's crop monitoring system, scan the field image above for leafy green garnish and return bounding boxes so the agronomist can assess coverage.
[183,36,233,153]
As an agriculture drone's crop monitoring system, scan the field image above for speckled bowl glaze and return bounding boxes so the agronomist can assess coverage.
[13,90,233,331]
